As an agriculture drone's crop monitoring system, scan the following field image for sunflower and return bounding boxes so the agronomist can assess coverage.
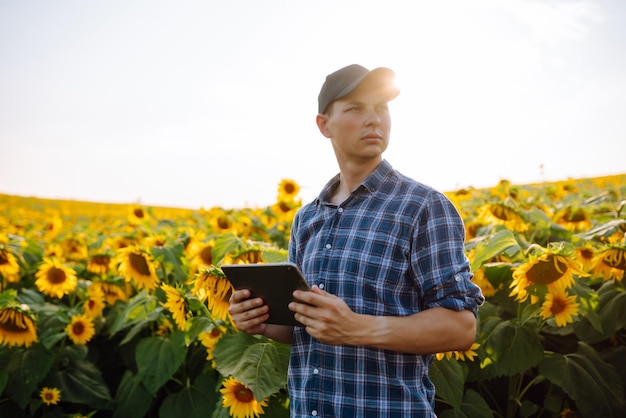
[540,289,580,327]
[87,253,113,276]
[115,246,159,291]
[127,205,151,226]
[0,247,20,282]
[270,199,299,224]
[553,206,592,231]
[60,236,88,261]
[435,343,480,362]
[155,317,174,336]
[0,305,38,348]
[510,245,588,303]
[90,280,128,305]
[206,208,239,235]
[65,313,96,345]
[435,351,454,361]
[161,284,188,331]
[180,227,207,259]
[220,377,268,418]
[277,179,300,202]
[575,242,597,273]
[143,232,167,248]
[478,203,528,232]
[83,285,106,318]
[227,249,265,265]
[192,267,233,323]
[190,240,216,273]
[44,243,65,260]
[455,342,480,361]
[40,387,62,406]
[43,214,63,237]
[471,268,497,298]
[35,258,78,299]
[199,324,227,364]
[591,246,626,283]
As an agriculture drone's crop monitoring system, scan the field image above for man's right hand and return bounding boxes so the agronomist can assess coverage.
[228,289,270,334]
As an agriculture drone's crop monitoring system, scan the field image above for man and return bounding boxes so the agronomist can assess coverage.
[228,64,484,417]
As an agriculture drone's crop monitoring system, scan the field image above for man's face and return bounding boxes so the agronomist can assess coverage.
[320,87,391,164]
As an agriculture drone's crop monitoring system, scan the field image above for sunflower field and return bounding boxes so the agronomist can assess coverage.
[1,174,625,418]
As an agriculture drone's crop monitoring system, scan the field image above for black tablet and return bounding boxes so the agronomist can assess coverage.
[221,262,310,326]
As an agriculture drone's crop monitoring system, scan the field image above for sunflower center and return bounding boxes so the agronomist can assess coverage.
[603,249,626,270]
[550,298,566,315]
[525,255,567,285]
[234,384,254,403]
[278,202,291,213]
[490,205,516,221]
[283,183,296,194]
[0,311,28,333]
[134,208,145,218]
[0,253,8,265]
[579,248,594,261]
[200,247,213,265]
[560,207,587,223]
[72,321,85,335]
[217,216,232,230]
[91,255,110,266]
[48,267,68,284]
[129,252,151,276]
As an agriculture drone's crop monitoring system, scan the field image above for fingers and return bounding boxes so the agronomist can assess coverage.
[228,289,269,333]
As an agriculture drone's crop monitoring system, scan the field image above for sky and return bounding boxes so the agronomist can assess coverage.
[1,0,625,209]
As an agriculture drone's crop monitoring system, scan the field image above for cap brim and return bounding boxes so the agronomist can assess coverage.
[357,67,400,102]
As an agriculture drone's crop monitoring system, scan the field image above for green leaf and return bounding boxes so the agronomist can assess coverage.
[575,282,626,344]
[430,358,465,409]
[107,290,161,341]
[136,332,186,394]
[0,371,8,395]
[113,371,152,418]
[213,332,290,401]
[151,244,187,284]
[47,347,113,410]
[185,316,214,345]
[575,219,626,240]
[159,373,220,418]
[479,319,544,379]
[212,233,242,265]
[598,282,626,331]
[4,344,54,408]
[460,389,494,418]
[261,248,288,263]
[539,342,625,417]
[470,230,520,272]
[35,304,69,350]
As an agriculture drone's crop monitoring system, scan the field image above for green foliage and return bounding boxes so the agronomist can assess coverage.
[1,175,625,417]
[213,332,291,401]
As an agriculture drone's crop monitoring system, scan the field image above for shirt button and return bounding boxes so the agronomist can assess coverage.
[312,411,318,416]
[338,207,344,213]
[318,283,324,290]
[313,368,319,374]
[455,276,461,282]
[325,243,331,249]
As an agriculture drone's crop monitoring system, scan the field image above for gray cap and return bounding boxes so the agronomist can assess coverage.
[317,64,400,114]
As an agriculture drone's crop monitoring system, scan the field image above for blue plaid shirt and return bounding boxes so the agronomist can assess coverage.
[287,160,484,417]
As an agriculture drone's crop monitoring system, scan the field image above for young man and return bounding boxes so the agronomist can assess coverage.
[228,64,484,417]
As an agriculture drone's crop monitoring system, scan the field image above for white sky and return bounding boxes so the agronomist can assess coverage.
[1,0,625,209]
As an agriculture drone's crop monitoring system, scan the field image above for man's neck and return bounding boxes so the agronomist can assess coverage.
[331,158,381,205]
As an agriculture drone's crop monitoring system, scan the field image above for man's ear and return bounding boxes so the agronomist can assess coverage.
[316,113,331,138]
